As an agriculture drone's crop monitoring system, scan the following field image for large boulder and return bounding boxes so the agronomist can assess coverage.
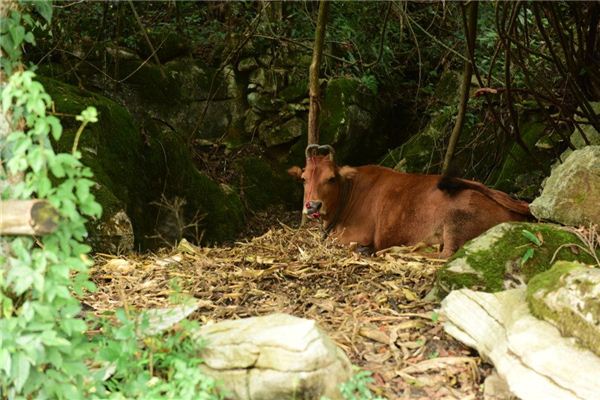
[141,119,245,247]
[234,156,301,210]
[41,76,144,253]
[436,222,599,295]
[527,261,600,357]
[385,107,454,173]
[442,288,600,400]
[42,77,245,250]
[259,117,306,147]
[194,313,352,400]
[530,146,600,226]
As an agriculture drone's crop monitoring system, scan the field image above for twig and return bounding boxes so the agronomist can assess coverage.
[128,0,167,80]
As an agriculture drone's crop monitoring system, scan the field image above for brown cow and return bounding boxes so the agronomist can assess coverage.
[288,144,531,257]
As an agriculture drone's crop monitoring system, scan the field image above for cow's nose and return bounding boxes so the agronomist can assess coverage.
[305,200,322,213]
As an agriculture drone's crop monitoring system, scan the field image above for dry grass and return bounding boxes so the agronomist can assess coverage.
[86,222,486,399]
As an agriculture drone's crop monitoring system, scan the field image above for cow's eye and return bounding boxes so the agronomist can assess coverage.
[327,177,336,183]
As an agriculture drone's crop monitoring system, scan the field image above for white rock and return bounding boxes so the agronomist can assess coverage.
[442,288,600,400]
[194,313,352,400]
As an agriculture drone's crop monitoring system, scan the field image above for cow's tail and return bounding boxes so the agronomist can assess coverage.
[437,176,531,216]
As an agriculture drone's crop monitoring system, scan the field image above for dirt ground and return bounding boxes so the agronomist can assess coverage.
[86,213,489,399]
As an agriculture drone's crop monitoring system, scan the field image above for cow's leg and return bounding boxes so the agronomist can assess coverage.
[440,209,473,258]
[440,227,460,258]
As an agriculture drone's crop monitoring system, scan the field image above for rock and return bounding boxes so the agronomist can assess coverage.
[492,120,553,199]
[388,109,450,174]
[316,78,382,165]
[257,54,273,67]
[135,30,190,62]
[89,208,134,254]
[527,261,600,357]
[560,102,600,161]
[260,117,306,147]
[193,98,246,140]
[238,57,258,72]
[442,288,600,400]
[143,121,245,245]
[279,80,308,103]
[436,222,599,295]
[243,109,262,136]
[530,146,600,226]
[40,76,148,252]
[194,313,352,400]
[249,67,278,93]
[235,156,301,210]
[247,91,283,113]
[484,371,516,400]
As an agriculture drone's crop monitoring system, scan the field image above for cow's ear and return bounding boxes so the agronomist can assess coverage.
[287,166,303,180]
[339,166,357,180]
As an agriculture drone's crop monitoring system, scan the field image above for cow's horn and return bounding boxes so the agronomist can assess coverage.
[318,145,335,161]
[305,144,320,158]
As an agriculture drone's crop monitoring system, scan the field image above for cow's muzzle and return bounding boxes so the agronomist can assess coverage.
[304,200,323,219]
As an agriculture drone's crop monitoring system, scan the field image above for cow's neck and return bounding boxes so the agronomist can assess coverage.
[322,176,353,238]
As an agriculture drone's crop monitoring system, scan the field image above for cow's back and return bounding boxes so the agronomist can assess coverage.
[342,166,528,253]
[346,167,445,249]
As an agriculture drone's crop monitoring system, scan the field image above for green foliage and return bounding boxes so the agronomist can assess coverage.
[338,369,386,400]
[1,63,101,399]
[90,312,225,400]
[0,3,224,399]
[520,229,542,266]
[0,0,53,74]
[360,74,378,95]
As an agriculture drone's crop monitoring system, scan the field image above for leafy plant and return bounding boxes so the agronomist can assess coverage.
[338,369,386,400]
[90,311,225,400]
[1,2,224,398]
[520,229,543,265]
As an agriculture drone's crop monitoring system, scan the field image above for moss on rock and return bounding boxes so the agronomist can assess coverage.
[436,222,600,295]
[142,120,245,245]
[40,76,146,251]
[527,261,600,357]
[235,156,301,210]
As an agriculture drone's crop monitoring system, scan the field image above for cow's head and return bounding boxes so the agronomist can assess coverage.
[288,144,355,220]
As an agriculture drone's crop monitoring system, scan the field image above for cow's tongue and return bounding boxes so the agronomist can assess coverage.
[311,212,321,219]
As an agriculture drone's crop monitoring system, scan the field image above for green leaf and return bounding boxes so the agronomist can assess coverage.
[12,352,31,392]
[2,297,14,318]
[75,179,94,203]
[521,230,542,246]
[61,318,87,336]
[27,146,45,173]
[24,31,35,44]
[0,348,11,375]
[9,25,25,48]
[34,1,53,24]
[47,115,62,140]
[521,247,535,265]
[49,158,65,178]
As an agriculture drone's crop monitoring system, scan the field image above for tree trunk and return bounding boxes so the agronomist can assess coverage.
[307,1,329,145]
[442,1,478,175]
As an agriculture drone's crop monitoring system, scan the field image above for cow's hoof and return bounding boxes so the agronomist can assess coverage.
[355,245,374,256]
